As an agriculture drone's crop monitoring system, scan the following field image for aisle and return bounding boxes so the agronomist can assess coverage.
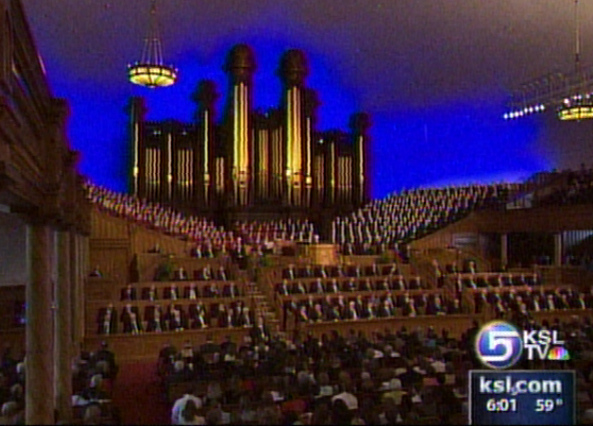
[112,361,170,425]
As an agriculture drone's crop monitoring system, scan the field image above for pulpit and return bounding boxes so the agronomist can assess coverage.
[308,244,338,266]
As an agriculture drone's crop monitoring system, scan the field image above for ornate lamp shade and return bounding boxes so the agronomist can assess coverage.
[557,95,593,121]
[128,63,177,88]
[558,105,593,120]
[128,0,177,89]
[505,0,593,122]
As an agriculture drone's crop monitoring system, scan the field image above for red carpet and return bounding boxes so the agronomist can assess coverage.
[112,361,170,425]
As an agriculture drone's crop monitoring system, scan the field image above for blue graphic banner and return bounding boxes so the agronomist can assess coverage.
[469,370,575,425]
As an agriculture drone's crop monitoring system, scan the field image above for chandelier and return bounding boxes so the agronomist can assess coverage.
[558,94,593,121]
[128,0,178,88]
[556,0,593,121]
[504,0,593,122]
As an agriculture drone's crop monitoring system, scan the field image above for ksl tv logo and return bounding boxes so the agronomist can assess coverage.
[475,320,570,369]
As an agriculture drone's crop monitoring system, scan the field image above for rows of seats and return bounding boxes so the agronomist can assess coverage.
[0,347,25,424]
[468,286,592,335]
[85,191,282,338]
[281,263,400,280]
[129,250,230,282]
[84,181,593,425]
[88,183,321,253]
[188,242,225,258]
[276,275,424,295]
[431,258,481,275]
[276,263,423,298]
[161,324,471,425]
[472,286,592,317]
[272,260,443,329]
[270,262,588,334]
[86,183,236,249]
[94,242,261,335]
[232,219,319,245]
[283,291,456,324]
[96,297,262,335]
[162,316,593,425]
[70,343,120,424]
[332,183,522,254]
[120,282,243,302]
[537,168,593,207]
[450,272,539,290]
[87,181,524,258]
[0,343,120,424]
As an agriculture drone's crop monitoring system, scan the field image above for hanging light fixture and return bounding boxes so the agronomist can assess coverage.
[504,0,593,122]
[558,0,593,121]
[128,0,178,88]
[557,95,593,121]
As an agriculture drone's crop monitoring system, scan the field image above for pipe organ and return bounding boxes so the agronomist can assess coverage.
[129,44,370,217]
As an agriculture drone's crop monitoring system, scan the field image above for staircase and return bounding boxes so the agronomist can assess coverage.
[234,269,283,336]
[247,282,282,333]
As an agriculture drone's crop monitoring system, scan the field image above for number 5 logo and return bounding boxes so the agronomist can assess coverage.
[476,321,523,369]
[481,330,521,362]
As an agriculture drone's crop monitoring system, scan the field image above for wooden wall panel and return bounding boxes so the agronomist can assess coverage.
[84,327,251,362]
[85,278,119,303]
[304,314,480,340]
[411,205,593,269]
[134,254,225,283]
[89,241,130,286]
[0,213,27,287]
[130,226,193,257]
[532,308,593,324]
[308,244,338,266]
[91,208,130,240]
[86,290,257,337]
[536,265,593,291]
[134,254,163,283]
[411,232,454,251]
[410,216,478,251]
[341,254,381,266]
[473,205,593,233]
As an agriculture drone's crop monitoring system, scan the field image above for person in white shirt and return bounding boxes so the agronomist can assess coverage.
[188,283,197,300]
[430,354,447,374]
[331,376,358,411]
[171,392,203,425]
[315,372,335,398]
[178,399,206,425]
